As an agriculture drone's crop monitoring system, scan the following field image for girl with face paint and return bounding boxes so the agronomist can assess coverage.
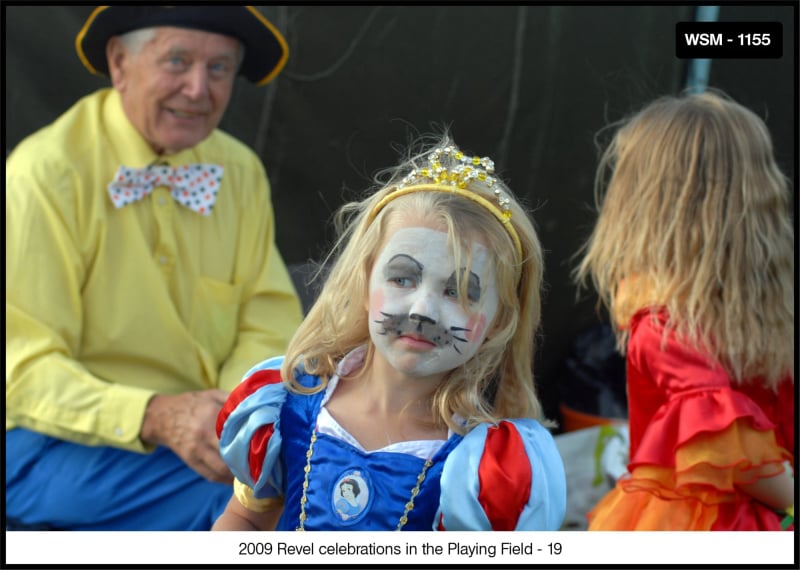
[212,134,567,531]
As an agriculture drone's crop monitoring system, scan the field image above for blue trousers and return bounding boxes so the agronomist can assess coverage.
[5,428,233,530]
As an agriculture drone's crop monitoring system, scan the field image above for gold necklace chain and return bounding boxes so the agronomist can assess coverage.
[295,429,433,531]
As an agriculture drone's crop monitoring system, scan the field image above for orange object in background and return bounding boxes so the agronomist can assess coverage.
[559,404,625,433]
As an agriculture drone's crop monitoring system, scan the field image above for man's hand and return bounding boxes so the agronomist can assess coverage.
[141,390,233,484]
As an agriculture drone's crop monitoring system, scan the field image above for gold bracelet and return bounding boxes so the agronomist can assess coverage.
[233,478,284,513]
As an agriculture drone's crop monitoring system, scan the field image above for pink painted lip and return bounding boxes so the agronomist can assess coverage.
[397,334,436,349]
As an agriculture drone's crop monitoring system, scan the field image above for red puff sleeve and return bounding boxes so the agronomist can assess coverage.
[625,311,792,493]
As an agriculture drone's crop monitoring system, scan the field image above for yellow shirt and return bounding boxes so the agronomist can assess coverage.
[6,88,303,452]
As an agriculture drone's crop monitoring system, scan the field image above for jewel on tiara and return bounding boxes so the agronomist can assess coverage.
[367,144,523,275]
[396,146,513,219]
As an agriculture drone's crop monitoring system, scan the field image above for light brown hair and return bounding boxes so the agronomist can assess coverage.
[575,90,794,389]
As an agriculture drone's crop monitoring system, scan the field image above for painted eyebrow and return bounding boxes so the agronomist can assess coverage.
[445,270,481,302]
[383,253,423,279]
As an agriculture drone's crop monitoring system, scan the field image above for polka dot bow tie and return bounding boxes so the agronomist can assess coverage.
[107,163,224,216]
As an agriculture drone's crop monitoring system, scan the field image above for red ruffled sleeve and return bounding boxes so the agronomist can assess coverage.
[588,311,793,530]
[624,311,792,492]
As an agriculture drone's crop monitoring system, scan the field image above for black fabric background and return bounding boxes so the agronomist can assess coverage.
[5,4,796,426]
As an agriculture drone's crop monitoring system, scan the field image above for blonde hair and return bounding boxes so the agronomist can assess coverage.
[282,133,549,432]
[575,90,794,389]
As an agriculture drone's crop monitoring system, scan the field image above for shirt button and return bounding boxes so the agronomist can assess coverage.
[114,427,123,437]
[158,197,167,206]
[159,256,168,265]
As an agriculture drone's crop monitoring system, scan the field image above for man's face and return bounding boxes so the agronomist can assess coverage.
[367,225,500,379]
[108,26,240,155]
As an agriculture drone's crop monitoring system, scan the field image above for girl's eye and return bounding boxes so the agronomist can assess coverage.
[390,277,413,288]
[444,287,459,298]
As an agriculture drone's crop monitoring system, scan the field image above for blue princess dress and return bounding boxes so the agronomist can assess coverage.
[217,347,566,531]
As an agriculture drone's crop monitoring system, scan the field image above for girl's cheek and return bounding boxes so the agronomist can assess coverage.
[465,313,487,343]
[369,287,385,319]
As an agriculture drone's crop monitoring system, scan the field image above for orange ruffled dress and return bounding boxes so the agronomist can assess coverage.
[588,309,794,531]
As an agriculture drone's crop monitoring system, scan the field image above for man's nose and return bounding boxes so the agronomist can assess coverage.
[182,65,210,100]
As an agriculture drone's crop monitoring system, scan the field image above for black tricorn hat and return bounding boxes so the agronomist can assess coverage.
[76,5,288,86]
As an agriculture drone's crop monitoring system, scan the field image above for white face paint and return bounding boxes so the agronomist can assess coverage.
[368,226,500,378]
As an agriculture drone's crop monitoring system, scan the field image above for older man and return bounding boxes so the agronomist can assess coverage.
[6,6,303,530]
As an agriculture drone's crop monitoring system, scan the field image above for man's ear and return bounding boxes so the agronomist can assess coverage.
[106,37,128,91]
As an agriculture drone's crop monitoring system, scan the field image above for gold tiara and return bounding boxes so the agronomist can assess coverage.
[367,145,524,269]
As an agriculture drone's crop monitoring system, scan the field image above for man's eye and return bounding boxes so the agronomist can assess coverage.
[165,56,189,70]
[209,62,233,77]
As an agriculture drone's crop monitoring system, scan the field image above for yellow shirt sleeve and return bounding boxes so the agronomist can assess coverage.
[6,141,156,450]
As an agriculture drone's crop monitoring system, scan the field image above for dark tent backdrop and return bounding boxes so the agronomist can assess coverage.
[5,4,796,427]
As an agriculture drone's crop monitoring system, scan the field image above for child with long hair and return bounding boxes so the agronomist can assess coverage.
[575,90,795,530]
[211,134,567,531]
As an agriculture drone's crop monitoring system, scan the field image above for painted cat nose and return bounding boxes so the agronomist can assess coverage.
[408,291,440,324]
[409,313,436,325]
